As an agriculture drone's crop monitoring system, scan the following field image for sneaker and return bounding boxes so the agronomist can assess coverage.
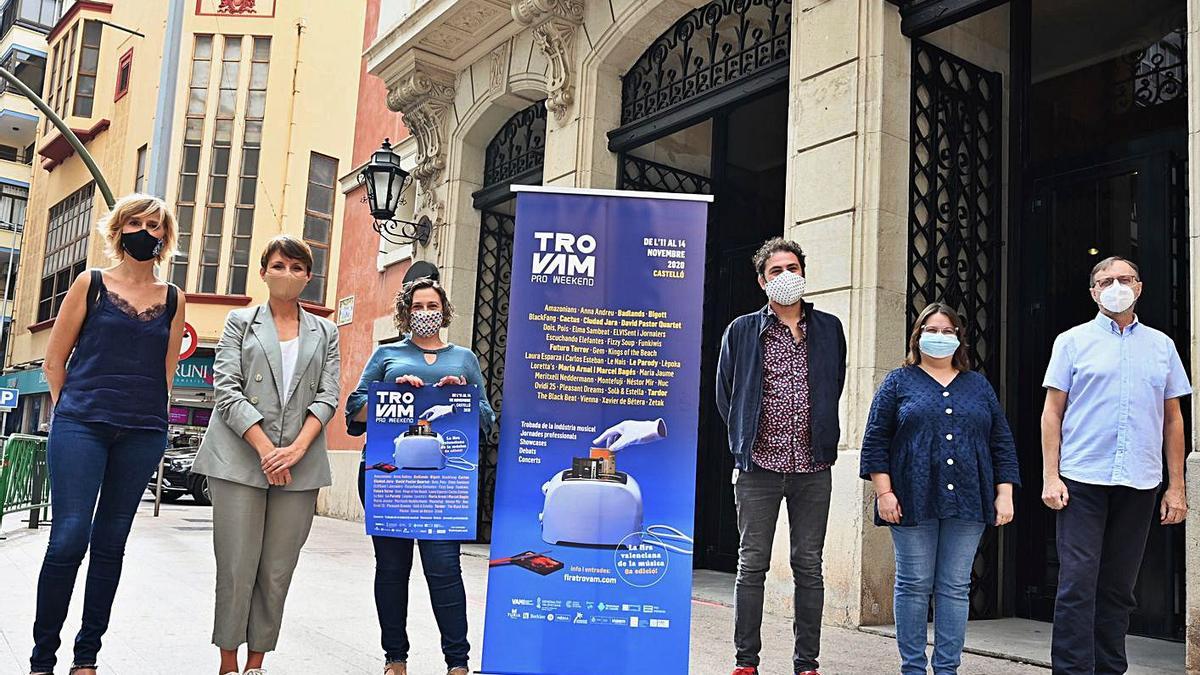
[733,668,758,675]
[244,670,267,675]
[447,668,469,675]
[797,671,821,675]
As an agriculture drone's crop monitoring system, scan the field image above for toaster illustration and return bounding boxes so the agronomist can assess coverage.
[539,450,643,547]
[393,421,445,470]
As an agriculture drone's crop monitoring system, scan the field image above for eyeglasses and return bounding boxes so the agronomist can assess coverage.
[1092,275,1139,289]
[921,326,958,336]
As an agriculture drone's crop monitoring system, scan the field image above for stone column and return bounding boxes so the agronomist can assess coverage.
[778,0,910,627]
[1185,1,1200,670]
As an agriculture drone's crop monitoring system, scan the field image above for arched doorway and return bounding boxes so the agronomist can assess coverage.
[609,0,792,571]
[470,100,547,541]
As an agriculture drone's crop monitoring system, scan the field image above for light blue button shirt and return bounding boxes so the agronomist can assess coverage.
[1043,313,1191,489]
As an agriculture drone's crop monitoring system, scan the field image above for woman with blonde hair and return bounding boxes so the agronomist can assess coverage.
[29,193,186,675]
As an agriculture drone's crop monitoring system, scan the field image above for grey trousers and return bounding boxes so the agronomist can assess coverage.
[209,476,318,652]
[733,467,832,673]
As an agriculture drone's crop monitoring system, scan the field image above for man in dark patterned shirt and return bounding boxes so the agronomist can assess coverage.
[716,238,848,675]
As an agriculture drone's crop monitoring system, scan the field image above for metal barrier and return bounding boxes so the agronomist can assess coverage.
[0,434,51,531]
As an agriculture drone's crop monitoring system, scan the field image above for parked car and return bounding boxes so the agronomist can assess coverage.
[147,445,210,505]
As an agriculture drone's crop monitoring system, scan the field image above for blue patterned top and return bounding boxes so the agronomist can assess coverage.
[859,366,1020,527]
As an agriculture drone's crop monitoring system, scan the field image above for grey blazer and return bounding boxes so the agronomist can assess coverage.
[194,303,341,491]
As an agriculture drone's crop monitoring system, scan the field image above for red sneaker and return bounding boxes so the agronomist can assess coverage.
[732,668,758,675]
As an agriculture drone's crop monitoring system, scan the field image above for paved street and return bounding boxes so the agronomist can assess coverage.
[0,499,1044,674]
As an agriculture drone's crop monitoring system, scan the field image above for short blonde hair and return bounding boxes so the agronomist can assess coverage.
[97,193,178,263]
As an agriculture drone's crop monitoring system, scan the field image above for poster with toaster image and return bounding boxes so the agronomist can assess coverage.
[480,186,710,675]
[364,382,480,540]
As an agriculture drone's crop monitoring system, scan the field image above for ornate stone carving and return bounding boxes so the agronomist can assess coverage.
[511,0,584,121]
[218,0,257,14]
[385,62,457,211]
[489,42,511,96]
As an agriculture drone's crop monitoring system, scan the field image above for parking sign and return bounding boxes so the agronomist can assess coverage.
[0,387,18,410]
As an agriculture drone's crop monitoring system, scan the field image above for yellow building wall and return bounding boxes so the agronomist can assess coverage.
[7,1,364,368]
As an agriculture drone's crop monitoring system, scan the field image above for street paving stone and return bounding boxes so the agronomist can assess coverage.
[0,499,1045,674]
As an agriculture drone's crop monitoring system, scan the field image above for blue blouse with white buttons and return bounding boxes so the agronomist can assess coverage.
[859,366,1021,527]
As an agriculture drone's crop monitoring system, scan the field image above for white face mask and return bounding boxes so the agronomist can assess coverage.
[409,309,443,338]
[1098,282,1136,314]
[763,270,806,306]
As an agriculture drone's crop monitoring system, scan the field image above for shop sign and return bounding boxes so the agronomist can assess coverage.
[174,355,215,389]
[0,367,49,395]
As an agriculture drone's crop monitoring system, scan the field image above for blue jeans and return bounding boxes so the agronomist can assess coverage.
[891,518,985,675]
[358,462,469,668]
[30,417,166,672]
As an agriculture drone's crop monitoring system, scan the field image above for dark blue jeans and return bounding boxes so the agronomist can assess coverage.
[358,462,469,669]
[31,417,165,672]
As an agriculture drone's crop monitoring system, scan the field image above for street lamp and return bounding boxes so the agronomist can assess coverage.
[359,138,432,246]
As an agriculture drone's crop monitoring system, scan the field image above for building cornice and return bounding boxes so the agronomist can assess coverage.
[47,1,113,44]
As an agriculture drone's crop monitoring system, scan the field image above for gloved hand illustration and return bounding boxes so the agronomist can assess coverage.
[592,418,667,452]
[420,404,456,422]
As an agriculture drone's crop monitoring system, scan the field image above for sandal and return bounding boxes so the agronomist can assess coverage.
[384,662,407,675]
[448,668,469,675]
[69,667,98,675]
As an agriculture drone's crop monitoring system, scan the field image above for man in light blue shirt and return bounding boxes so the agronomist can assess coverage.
[1041,256,1190,675]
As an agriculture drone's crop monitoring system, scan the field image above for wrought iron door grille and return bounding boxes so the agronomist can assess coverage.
[1113,29,1187,113]
[620,0,790,127]
[472,210,516,542]
[618,155,713,195]
[483,104,548,186]
[907,39,1002,381]
[908,39,1003,619]
[470,100,547,541]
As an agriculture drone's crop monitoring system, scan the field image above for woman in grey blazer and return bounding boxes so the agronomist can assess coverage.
[193,235,341,675]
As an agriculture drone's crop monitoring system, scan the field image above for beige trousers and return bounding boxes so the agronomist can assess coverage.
[209,476,318,652]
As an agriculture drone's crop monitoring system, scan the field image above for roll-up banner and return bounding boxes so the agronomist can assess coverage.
[481,185,711,674]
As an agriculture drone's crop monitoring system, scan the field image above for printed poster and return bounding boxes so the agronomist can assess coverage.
[364,382,480,539]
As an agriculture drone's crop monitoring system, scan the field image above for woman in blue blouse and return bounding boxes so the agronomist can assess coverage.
[345,277,494,675]
[860,303,1019,675]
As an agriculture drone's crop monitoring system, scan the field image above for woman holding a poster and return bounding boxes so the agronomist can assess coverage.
[193,235,342,675]
[859,303,1020,675]
[346,277,494,675]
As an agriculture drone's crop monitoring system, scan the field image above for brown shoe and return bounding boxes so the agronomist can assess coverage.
[448,668,469,675]
[384,663,407,675]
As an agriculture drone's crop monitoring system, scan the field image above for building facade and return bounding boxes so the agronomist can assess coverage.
[0,0,62,430]
[319,0,417,521]
[353,0,1200,666]
[3,0,365,442]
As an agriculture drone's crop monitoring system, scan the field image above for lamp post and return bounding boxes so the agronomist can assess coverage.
[359,138,432,247]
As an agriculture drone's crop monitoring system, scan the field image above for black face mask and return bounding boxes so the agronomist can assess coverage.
[121,230,163,262]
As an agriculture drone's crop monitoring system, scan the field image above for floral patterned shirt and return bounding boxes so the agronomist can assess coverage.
[751,313,831,474]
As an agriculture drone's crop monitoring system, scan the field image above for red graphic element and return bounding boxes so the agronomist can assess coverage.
[218,0,256,14]
[180,322,199,361]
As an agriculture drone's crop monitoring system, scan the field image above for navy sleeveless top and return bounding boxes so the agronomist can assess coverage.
[55,270,178,432]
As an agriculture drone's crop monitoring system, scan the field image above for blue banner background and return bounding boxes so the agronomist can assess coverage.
[481,189,708,674]
[364,382,480,540]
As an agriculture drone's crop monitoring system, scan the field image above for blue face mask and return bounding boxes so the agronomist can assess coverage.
[919,333,960,359]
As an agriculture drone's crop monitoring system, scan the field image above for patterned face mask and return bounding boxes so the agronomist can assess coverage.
[409,309,443,337]
[764,270,806,306]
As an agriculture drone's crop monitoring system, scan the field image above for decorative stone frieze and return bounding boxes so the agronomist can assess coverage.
[511,0,584,120]
[385,60,457,212]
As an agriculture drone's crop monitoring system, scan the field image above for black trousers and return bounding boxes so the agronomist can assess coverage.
[1051,478,1157,675]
